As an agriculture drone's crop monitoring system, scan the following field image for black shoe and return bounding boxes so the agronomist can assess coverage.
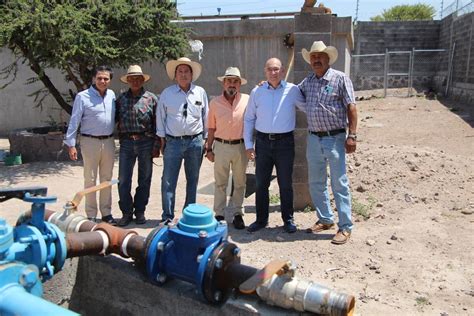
[232,215,245,230]
[283,220,297,233]
[117,215,133,227]
[101,215,117,226]
[215,215,225,222]
[247,221,267,232]
[135,213,146,225]
[87,217,97,223]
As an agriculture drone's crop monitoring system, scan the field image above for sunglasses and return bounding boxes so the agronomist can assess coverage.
[182,103,188,118]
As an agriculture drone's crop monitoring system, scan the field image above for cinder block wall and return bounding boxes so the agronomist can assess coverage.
[351,13,474,104]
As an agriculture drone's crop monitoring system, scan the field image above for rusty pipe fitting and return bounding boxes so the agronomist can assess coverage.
[92,223,138,257]
[256,274,355,316]
[66,231,109,258]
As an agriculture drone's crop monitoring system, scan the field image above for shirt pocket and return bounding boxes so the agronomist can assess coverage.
[188,101,203,119]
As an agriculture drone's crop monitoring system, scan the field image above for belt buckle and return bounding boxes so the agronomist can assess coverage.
[130,134,140,140]
[268,134,276,141]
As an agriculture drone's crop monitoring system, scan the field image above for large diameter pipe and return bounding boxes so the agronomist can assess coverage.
[257,274,355,316]
[0,285,78,316]
[65,228,146,261]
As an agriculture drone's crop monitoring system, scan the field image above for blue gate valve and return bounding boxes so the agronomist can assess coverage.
[146,204,228,298]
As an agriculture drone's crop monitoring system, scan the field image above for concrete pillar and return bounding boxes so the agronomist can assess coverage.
[292,13,353,210]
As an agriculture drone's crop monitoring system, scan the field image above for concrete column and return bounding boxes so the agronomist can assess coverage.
[292,13,353,210]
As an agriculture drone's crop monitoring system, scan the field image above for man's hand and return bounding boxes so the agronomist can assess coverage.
[152,148,161,158]
[246,149,256,160]
[68,146,78,161]
[160,138,166,155]
[205,151,215,162]
[345,137,356,154]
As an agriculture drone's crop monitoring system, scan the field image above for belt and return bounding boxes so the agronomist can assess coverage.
[309,129,346,137]
[120,132,150,140]
[215,138,244,145]
[81,133,113,140]
[257,131,293,141]
[166,132,202,140]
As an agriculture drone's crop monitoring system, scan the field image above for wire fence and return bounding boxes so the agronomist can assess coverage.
[441,0,474,18]
[351,49,448,97]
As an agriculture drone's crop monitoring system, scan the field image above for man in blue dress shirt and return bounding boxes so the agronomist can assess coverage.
[243,58,305,233]
[156,57,208,223]
[64,65,117,225]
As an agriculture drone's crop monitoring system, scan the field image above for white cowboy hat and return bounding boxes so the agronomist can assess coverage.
[166,57,202,82]
[120,65,151,83]
[217,67,247,85]
[302,41,338,65]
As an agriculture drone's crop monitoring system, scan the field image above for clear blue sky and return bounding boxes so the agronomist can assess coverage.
[177,0,449,21]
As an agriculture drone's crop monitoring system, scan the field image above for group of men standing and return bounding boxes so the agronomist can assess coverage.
[64,40,358,245]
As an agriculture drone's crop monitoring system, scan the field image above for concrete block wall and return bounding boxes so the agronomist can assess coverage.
[437,13,474,103]
[352,14,474,104]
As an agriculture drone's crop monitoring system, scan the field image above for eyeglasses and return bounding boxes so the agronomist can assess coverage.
[182,103,188,118]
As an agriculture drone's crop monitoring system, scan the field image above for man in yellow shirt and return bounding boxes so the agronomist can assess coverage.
[205,67,249,229]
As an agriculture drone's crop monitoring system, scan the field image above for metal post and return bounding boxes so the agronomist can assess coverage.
[445,42,456,96]
[409,48,415,97]
[383,48,389,98]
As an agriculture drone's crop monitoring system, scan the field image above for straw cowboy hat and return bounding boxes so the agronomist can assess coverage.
[120,65,151,83]
[166,57,202,82]
[217,67,247,85]
[302,41,338,65]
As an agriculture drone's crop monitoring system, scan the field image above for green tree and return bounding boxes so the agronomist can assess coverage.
[0,0,188,114]
[371,3,436,21]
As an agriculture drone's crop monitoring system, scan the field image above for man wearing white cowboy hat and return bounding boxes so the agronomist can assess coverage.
[116,65,159,227]
[156,57,209,223]
[205,67,249,229]
[298,41,358,245]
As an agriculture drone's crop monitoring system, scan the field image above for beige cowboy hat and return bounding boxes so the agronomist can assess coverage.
[217,67,247,85]
[120,65,151,83]
[302,41,338,65]
[166,57,202,82]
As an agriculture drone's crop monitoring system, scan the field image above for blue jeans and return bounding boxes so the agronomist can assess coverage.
[306,132,353,232]
[255,132,295,224]
[161,135,204,220]
[118,137,154,216]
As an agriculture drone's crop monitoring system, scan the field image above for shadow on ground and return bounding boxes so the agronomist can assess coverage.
[0,161,81,186]
[438,97,474,127]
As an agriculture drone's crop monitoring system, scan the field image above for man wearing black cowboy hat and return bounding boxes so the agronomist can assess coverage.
[116,65,160,227]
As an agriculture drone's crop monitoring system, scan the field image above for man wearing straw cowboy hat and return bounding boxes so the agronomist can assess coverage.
[298,41,358,245]
[156,57,209,223]
[205,67,249,230]
[116,65,159,227]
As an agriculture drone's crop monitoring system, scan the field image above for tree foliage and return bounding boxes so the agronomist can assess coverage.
[0,0,189,114]
[371,4,436,21]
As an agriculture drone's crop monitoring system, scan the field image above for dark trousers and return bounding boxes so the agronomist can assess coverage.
[118,137,154,216]
[255,132,295,224]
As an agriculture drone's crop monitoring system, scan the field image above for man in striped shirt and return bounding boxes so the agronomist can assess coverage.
[298,41,358,245]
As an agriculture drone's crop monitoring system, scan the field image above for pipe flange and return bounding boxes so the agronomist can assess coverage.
[202,241,240,304]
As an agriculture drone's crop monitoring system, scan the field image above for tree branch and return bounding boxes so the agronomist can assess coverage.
[16,41,72,114]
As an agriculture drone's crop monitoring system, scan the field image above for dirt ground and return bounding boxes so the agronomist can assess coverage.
[0,95,473,315]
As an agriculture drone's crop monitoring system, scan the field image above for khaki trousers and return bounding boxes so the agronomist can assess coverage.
[213,142,248,217]
[80,136,115,218]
